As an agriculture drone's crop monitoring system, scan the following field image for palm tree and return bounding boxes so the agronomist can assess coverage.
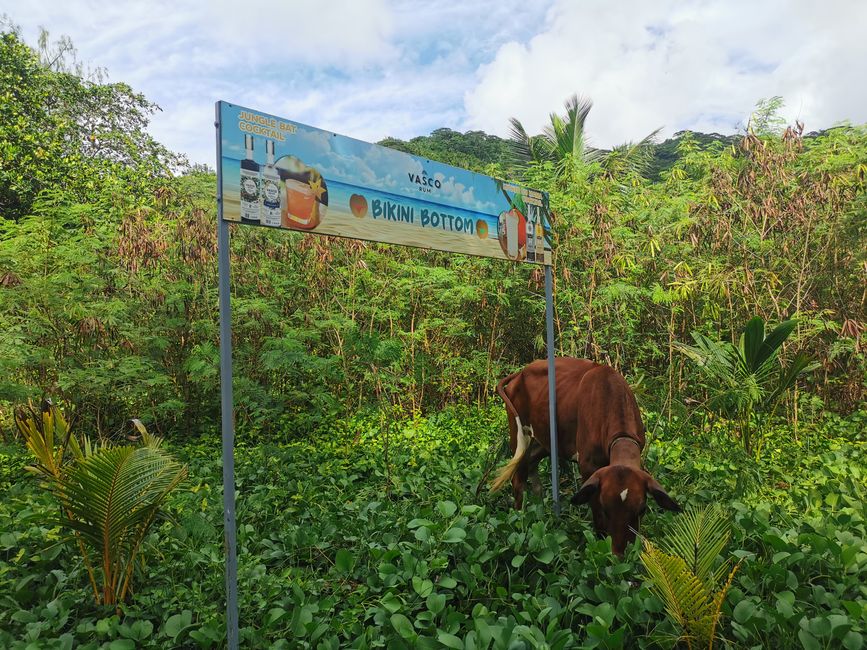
[508,94,662,185]
[675,316,816,456]
[600,127,663,179]
[640,505,741,649]
[17,402,187,606]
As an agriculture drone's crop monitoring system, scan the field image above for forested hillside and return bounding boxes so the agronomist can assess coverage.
[0,28,865,650]
[2,27,864,437]
[379,126,742,182]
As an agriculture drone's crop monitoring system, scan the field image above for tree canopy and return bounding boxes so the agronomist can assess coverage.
[0,29,864,437]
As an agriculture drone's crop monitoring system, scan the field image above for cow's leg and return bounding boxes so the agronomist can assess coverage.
[511,467,527,510]
[528,473,543,497]
[511,431,546,509]
[577,461,606,537]
[525,440,548,498]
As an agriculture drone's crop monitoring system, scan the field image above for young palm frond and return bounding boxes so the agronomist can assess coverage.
[507,117,555,179]
[508,117,539,165]
[17,404,187,606]
[737,317,818,409]
[543,94,598,162]
[602,127,663,179]
[54,443,187,605]
[658,505,732,592]
[508,94,600,184]
[641,541,718,647]
[508,93,662,187]
[640,505,740,650]
[674,316,816,454]
[16,399,79,479]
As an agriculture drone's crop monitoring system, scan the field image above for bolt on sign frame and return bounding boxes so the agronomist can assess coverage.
[215,101,559,648]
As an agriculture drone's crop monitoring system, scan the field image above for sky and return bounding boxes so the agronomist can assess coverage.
[3,0,866,166]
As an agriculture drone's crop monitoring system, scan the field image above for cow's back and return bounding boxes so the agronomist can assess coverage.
[573,363,645,475]
[504,358,644,472]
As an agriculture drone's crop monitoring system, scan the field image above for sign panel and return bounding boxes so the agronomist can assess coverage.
[217,101,552,264]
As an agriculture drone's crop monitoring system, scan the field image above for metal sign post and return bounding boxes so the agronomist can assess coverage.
[215,105,240,650]
[545,263,560,515]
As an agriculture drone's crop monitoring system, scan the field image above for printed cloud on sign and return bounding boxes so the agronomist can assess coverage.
[434,173,497,214]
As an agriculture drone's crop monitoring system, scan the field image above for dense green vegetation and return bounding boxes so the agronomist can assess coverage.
[0,27,865,649]
[1,410,864,648]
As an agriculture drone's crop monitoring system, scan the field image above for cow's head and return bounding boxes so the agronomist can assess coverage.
[571,466,680,556]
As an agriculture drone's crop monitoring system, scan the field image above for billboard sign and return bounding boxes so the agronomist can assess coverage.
[217,101,552,265]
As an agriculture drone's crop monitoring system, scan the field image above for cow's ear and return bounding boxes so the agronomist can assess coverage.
[647,477,681,512]
[571,474,600,505]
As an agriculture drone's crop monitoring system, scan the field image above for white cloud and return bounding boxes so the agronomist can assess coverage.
[207,0,397,68]
[3,0,404,164]
[464,0,867,147]
[4,0,864,167]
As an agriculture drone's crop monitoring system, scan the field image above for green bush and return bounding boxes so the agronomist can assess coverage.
[0,407,863,648]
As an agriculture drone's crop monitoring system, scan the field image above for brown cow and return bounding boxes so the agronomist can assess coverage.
[490,357,680,555]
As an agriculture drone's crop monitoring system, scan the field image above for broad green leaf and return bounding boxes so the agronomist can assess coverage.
[122,620,153,641]
[265,608,286,625]
[381,592,402,614]
[108,641,136,650]
[798,629,821,650]
[335,548,355,573]
[733,600,756,624]
[427,593,446,615]
[843,631,863,650]
[390,613,416,640]
[437,630,464,649]
[408,519,435,529]
[164,611,193,639]
[775,591,795,618]
[413,576,434,598]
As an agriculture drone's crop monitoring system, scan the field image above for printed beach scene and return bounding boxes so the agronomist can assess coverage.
[218,101,552,265]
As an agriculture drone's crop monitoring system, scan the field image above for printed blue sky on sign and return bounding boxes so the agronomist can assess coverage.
[220,103,507,217]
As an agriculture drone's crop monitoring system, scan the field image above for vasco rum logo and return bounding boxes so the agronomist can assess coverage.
[408,171,441,194]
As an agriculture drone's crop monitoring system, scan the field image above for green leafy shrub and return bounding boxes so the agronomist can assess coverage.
[3,407,863,648]
[641,505,741,648]
[16,401,187,606]
[676,316,816,455]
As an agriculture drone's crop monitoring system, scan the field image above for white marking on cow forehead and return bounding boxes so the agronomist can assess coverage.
[620,488,629,502]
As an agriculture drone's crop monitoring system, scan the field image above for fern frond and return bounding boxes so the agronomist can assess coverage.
[641,506,738,649]
[659,505,730,591]
[641,540,715,636]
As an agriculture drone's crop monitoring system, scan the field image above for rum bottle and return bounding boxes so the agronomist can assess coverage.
[240,134,260,224]
[261,140,281,227]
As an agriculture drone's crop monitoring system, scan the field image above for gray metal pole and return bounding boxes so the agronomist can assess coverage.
[544,263,560,515]
[215,103,240,650]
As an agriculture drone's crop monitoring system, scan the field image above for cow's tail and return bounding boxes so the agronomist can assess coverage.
[490,371,529,493]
